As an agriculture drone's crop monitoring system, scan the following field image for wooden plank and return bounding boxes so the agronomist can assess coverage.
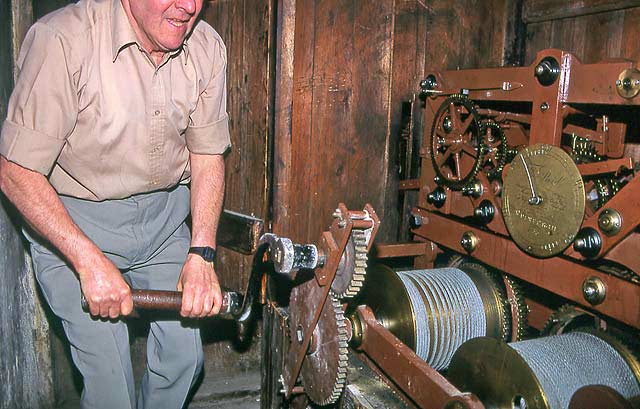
[287,0,316,242]
[351,0,395,241]
[523,0,640,23]
[304,0,355,243]
[272,0,297,237]
[525,8,634,64]
[260,304,289,409]
[389,3,428,242]
[621,7,640,61]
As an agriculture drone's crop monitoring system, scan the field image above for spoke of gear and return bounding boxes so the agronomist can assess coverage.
[430,95,485,190]
[332,229,368,299]
[289,281,349,406]
[480,119,508,179]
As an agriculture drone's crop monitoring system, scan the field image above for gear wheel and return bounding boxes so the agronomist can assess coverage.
[289,281,349,406]
[444,255,528,341]
[456,261,511,342]
[480,119,508,179]
[430,95,484,190]
[332,229,368,299]
[542,304,597,336]
[593,177,621,210]
[502,274,529,341]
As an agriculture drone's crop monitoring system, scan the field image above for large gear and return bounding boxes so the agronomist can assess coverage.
[289,280,349,406]
[430,95,485,190]
[445,255,528,341]
[480,119,508,179]
[456,261,511,342]
[331,229,368,299]
[502,274,529,341]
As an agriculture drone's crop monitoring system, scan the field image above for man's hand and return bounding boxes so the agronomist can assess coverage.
[78,251,133,319]
[177,254,222,318]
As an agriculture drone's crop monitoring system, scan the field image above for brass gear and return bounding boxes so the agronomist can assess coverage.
[445,255,528,341]
[289,282,349,406]
[569,133,605,163]
[332,229,368,299]
[593,177,622,210]
[542,304,597,336]
[455,260,511,342]
[481,119,508,179]
[430,95,485,190]
[503,274,529,341]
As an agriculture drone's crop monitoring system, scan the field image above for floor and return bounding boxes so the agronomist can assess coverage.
[57,371,261,409]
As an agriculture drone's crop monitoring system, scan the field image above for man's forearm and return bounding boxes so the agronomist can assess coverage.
[189,153,225,248]
[0,156,100,274]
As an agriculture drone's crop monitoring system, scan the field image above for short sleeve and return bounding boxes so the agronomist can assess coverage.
[0,22,79,175]
[185,38,231,155]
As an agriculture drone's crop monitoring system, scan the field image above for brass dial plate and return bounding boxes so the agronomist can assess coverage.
[502,144,585,258]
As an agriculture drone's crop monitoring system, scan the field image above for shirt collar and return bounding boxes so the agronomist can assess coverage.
[111,0,138,62]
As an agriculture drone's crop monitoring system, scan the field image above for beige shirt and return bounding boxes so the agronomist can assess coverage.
[0,0,231,201]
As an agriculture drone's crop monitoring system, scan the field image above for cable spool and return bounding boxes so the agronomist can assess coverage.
[448,331,640,409]
[359,264,509,370]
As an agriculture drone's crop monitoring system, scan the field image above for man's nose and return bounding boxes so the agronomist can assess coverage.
[175,0,197,14]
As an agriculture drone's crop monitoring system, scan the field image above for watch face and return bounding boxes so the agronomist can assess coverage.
[502,144,585,258]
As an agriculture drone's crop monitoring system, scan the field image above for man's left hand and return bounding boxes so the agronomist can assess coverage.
[177,254,222,318]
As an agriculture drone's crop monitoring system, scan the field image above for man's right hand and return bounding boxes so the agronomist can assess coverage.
[77,252,133,319]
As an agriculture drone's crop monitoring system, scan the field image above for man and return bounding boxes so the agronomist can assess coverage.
[0,0,229,408]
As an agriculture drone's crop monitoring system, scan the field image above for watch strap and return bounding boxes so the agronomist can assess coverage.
[188,246,217,263]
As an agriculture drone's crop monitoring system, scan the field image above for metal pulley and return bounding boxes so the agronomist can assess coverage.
[356,264,525,370]
[448,331,640,409]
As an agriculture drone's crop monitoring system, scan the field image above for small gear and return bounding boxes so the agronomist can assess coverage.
[430,95,485,190]
[332,229,368,299]
[542,304,597,336]
[480,119,508,179]
[593,177,621,210]
[502,274,529,341]
[569,133,605,163]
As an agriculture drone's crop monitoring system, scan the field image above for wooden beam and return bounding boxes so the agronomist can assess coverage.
[523,0,640,23]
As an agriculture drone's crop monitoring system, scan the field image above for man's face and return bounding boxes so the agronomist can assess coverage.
[126,0,204,53]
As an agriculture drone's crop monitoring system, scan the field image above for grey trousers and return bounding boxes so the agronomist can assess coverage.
[25,185,203,409]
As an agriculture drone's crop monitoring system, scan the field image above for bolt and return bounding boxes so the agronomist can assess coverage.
[443,116,453,133]
[584,284,597,298]
[513,396,527,409]
[616,79,622,86]
[540,102,549,112]
[410,213,423,228]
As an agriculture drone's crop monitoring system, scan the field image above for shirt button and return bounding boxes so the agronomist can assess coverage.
[154,110,160,116]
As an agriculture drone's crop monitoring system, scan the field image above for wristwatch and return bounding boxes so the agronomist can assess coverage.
[188,246,217,263]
